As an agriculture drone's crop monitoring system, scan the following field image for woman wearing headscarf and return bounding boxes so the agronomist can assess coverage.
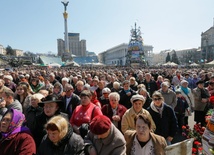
[176,80,195,125]
[38,115,85,155]
[0,108,36,155]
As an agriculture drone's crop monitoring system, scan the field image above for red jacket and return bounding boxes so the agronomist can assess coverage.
[0,132,36,155]
[102,104,127,131]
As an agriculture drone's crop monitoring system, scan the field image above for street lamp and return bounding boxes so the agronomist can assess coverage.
[61,0,71,61]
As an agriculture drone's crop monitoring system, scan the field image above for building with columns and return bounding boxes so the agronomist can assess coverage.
[201,26,214,62]
[98,43,153,66]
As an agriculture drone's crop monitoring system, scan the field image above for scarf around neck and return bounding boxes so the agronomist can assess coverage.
[181,86,190,95]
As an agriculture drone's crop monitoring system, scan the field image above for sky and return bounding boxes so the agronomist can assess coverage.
[0,0,214,55]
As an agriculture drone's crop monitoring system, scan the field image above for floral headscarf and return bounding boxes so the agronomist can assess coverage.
[1,109,29,138]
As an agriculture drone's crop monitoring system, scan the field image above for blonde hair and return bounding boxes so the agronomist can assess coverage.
[46,116,68,140]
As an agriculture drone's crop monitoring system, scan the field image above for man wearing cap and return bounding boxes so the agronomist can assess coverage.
[32,94,68,148]
[86,115,126,155]
[158,81,177,109]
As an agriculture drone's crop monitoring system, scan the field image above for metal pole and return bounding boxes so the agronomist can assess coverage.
[61,1,71,61]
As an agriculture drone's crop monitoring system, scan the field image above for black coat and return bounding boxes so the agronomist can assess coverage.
[143,80,158,96]
[61,93,81,119]
[147,104,177,139]
[38,125,85,155]
[32,111,68,148]
[119,88,136,109]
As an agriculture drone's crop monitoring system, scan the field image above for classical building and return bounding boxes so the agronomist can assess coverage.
[57,33,86,57]
[201,26,214,62]
[98,43,153,66]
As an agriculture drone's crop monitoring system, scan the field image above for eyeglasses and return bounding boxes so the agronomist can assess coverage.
[153,98,162,101]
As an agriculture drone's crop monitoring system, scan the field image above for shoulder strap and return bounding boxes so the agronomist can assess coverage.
[90,105,97,120]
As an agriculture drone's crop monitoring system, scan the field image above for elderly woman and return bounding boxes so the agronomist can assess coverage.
[111,81,122,93]
[25,93,44,132]
[70,90,102,136]
[102,92,127,131]
[38,115,85,155]
[99,87,111,107]
[32,94,68,148]
[121,94,156,134]
[176,80,195,125]
[0,109,36,155]
[125,114,167,155]
[138,87,152,109]
[147,91,177,145]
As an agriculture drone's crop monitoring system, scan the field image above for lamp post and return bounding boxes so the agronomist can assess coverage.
[61,0,71,61]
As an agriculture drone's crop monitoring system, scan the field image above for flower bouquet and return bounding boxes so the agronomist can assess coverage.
[182,123,205,155]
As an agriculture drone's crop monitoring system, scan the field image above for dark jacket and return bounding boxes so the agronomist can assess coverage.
[38,125,85,155]
[32,111,68,148]
[147,103,178,139]
[119,88,136,109]
[143,80,158,96]
[0,132,36,155]
[25,106,43,132]
[61,93,81,119]
[101,104,127,131]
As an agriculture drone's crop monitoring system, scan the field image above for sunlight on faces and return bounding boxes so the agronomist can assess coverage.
[80,96,91,106]
[31,98,39,108]
[123,83,130,90]
[0,112,12,132]
[44,102,59,117]
[16,86,24,95]
[136,118,150,141]
[181,82,188,88]
[152,97,163,107]
[109,96,118,109]
[133,100,144,113]
[53,86,61,94]
[47,130,60,144]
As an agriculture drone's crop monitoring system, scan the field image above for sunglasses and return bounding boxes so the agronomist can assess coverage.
[153,98,162,101]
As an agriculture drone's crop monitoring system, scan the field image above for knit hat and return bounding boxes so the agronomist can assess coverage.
[130,94,145,104]
[90,115,111,135]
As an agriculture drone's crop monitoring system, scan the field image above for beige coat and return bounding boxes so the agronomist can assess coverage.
[121,107,156,134]
[125,131,167,155]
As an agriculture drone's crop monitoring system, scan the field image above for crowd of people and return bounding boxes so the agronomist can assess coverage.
[0,66,213,155]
